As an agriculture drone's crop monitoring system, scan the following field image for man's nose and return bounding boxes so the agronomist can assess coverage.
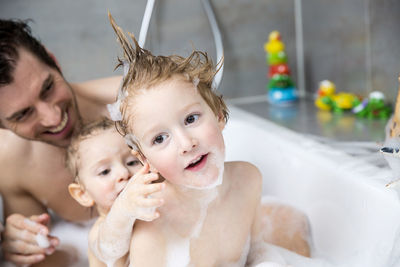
[38,103,61,127]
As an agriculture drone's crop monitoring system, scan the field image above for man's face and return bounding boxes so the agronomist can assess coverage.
[0,49,80,147]
[130,76,226,189]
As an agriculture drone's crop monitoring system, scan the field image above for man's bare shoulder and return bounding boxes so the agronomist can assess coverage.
[71,76,122,105]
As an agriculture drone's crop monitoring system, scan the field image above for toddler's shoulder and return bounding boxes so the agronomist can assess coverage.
[225,161,262,187]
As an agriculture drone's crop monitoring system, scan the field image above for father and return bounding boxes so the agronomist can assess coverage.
[0,19,121,266]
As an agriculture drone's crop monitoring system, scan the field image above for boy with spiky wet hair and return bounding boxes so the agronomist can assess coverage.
[105,12,310,266]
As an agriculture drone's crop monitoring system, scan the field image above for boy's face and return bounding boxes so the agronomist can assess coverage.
[130,76,226,189]
[0,49,80,147]
[77,129,142,213]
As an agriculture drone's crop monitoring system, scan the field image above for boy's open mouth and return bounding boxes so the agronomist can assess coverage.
[185,154,208,171]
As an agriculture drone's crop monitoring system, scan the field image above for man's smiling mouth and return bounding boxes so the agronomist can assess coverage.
[47,111,68,134]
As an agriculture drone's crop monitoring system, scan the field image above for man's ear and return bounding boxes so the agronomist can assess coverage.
[68,183,94,207]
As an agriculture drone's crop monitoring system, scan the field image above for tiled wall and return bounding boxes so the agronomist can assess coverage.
[1,0,399,101]
[302,0,400,101]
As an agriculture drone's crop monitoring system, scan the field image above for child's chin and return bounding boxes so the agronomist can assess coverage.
[186,167,224,190]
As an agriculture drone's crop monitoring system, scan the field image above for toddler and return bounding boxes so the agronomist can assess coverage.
[66,118,165,266]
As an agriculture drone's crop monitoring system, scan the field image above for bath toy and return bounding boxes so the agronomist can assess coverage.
[315,80,360,113]
[268,64,290,77]
[264,30,285,54]
[268,74,294,89]
[352,91,392,119]
[267,51,288,65]
[264,31,298,104]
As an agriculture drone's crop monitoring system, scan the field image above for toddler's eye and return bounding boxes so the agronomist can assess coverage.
[99,169,110,176]
[185,114,199,125]
[153,134,168,145]
[127,160,140,167]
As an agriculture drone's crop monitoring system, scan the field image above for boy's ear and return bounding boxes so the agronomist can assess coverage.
[217,112,226,131]
[68,183,95,207]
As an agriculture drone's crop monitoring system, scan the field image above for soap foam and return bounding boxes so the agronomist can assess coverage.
[35,233,51,248]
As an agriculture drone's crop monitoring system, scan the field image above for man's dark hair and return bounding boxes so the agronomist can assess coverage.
[0,19,61,86]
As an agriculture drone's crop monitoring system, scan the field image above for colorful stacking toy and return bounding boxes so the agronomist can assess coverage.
[264,31,298,104]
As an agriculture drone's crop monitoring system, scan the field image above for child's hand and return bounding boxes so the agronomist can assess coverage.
[118,162,165,222]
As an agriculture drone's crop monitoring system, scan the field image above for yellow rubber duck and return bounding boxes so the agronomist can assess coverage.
[315,80,360,112]
[315,80,336,110]
[264,30,285,54]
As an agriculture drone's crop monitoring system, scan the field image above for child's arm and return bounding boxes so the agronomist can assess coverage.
[247,202,290,266]
[241,163,290,267]
[89,163,165,265]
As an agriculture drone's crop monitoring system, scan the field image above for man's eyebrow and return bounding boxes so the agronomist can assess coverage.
[6,74,53,121]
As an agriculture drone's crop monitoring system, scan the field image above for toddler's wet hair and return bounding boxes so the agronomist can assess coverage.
[66,117,115,181]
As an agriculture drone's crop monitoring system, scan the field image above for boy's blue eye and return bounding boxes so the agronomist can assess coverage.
[185,114,199,125]
[153,134,168,145]
[99,169,110,176]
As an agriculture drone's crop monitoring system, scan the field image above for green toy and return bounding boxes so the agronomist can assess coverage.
[352,91,392,119]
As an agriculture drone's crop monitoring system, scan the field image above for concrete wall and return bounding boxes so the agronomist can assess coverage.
[1,0,399,101]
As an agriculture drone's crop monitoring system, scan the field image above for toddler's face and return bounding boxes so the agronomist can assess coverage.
[77,129,142,213]
[129,76,226,189]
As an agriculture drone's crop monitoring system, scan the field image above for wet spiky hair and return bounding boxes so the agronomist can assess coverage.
[107,12,228,137]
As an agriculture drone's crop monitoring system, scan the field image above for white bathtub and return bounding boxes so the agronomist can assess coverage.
[224,106,400,267]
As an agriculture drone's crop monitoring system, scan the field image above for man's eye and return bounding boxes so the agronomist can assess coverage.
[153,134,168,145]
[41,82,53,99]
[185,114,199,125]
[15,109,32,122]
[99,169,110,176]
[127,160,140,167]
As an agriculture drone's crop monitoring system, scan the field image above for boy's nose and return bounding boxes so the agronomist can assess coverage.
[178,132,198,155]
[38,103,61,127]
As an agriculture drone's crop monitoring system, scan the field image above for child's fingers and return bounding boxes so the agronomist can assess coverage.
[138,173,159,184]
[138,197,164,208]
[139,211,160,222]
[135,162,150,176]
[140,182,165,196]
